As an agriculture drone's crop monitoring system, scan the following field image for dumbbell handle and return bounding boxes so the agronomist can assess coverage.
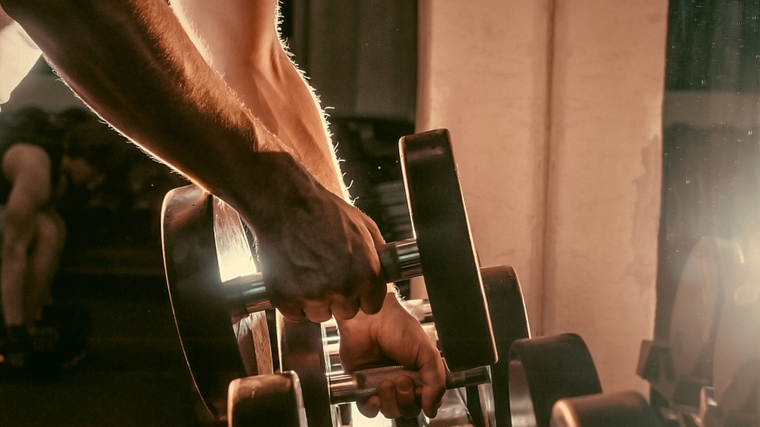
[329,365,491,405]
[224,239,422,315]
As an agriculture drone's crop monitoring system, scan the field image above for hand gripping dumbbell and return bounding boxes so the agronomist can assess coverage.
[226,265,530,427]
[227,355,490,427]
[162,129,525,424]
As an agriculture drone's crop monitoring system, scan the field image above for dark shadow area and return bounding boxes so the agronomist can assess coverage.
[0,274,200,427]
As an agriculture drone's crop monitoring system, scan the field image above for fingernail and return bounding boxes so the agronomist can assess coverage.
[397,379,414,393]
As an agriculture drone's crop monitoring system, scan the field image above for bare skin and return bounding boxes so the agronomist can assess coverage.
[0,0,446,418]
[171,0,346,198]
[1,144,65,326]
[337,289,447,418]
[172,1,446,416]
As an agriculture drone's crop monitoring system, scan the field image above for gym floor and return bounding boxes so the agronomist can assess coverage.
[0,273,201,427]
[0,273,398,427]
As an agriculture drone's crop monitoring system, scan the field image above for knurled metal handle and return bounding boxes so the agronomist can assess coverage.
[329,365,491,404]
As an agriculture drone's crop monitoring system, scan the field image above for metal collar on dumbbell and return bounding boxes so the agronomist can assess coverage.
[378,239,422,281]
[223,239,423,318]
[224,273,270,316]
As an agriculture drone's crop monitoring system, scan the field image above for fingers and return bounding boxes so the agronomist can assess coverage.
[394,376,420,418]
[421,384,445,419]
[357,395,382,419]
[274,301,306,322]
[357,215,388,316]
[278,295,362,323]
[280,293,384,323]
[356,377,421,420]
[419,361,447,418]
[278,280,385,323]
[357,279,387,315]
[329,297,360,321]
[303,297,362,323]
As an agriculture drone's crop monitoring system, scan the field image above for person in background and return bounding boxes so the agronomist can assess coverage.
[0,107,128,370]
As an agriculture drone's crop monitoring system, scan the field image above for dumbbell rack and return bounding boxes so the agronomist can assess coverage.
[162,128,676,427]
[161,129,537,427]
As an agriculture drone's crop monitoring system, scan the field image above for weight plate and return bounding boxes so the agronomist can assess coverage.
[712,241,760,406]
[466,265,531,427]
[551,391,661,427]
[669,237,740,387]
[161,185,248,420]
[228,372,307,427]
[280,319,339,427]
[400,129,496,371]
[508,333,602,427]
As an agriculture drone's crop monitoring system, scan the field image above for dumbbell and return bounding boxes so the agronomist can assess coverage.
[508,334,603,427]
[162,129,499,421]
[164,194,529,426]
[646,237,740,407]
[226,265,530,427]
[551,391,661,427]
[509,333,662,427]
[227,365,489,427]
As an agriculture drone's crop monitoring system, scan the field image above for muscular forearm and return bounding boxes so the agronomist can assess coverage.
[171,0,345,196]
[1,0,390,322]
[0,0,315,221]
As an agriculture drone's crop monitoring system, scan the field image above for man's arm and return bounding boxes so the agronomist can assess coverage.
[0,0,387,321]
[0,1,447,416]
[171,0,346,198]
[0,4,41,109]
[170,3,447,417]
[1,144,52,326]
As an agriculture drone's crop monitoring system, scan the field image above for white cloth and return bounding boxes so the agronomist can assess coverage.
[0,21,41,111]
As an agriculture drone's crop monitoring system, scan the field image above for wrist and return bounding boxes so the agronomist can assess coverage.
[212,150,320,231]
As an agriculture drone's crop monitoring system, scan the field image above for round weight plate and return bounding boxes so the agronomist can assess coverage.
[400,129,496,371]
[228,372,307,427]
[712,242,760,405]
[279,319,339,427]
[551,391,661,427]
[508,333,602,427]
[161,185,248,420]
[466,265,531,427]
[669,237,741,385]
